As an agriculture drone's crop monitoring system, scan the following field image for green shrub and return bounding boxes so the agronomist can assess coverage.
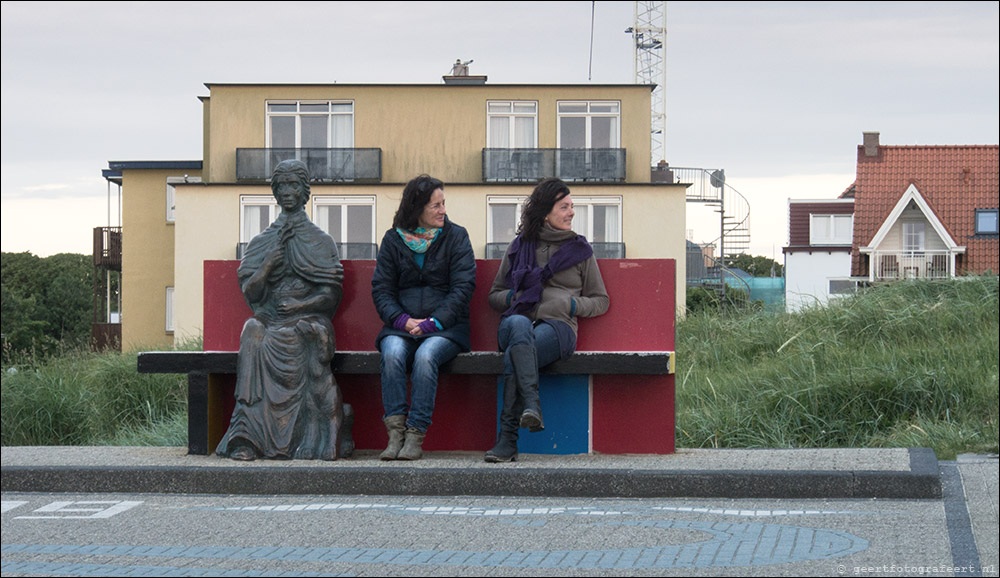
[686,284,754,314]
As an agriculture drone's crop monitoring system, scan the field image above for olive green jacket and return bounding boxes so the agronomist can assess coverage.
[488,224,610,337]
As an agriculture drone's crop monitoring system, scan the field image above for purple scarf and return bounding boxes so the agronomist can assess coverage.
[502,233,593,318]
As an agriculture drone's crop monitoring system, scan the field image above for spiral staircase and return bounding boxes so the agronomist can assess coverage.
[670,167,752,300]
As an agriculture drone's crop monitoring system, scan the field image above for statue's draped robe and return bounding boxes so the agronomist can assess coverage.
[217,210,344,459]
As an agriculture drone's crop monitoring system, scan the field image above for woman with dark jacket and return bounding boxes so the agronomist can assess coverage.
[485,178,610,462]
[371,175,476,461]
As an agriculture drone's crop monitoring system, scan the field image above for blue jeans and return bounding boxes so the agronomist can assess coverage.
[379,335,462,432]
[497,315,562,378]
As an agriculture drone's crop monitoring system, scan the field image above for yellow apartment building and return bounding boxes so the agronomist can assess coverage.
[102,79,688,350]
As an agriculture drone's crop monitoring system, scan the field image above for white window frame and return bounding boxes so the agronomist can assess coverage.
[240,195,280,243]
[828,278,862,296]
[571,196,623,243]
[266,100,355,148]
[165,286,174,333]
[165,182,176,223]
[556,101,621,148]
[165,176,202,223]
[809,214,853,246]
[311,195,377,245]
[487,195,624,244]
[902,221,926,252]
[486,100,538,148]
[487,196,528,244]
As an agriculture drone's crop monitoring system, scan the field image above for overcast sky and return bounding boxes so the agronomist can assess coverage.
[2,1,998,259]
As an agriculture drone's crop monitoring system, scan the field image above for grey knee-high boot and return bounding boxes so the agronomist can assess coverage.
[510,343,544,432]
[380,414,407,461]
[485,374,521,462]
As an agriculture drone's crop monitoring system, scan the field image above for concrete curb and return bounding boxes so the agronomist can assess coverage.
[1,448,941,499]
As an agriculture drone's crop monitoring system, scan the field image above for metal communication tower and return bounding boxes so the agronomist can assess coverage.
[627,1,667,166]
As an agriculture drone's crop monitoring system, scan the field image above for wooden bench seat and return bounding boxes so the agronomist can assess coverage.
[139,350,673,376]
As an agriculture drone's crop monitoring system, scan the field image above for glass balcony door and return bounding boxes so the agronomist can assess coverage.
[487,101,538,181]
[557,102,620,180]
[267,101,355,179]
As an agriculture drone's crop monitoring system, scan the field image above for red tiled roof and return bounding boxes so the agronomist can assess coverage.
[852,144,999,276]
[838,181,857,199]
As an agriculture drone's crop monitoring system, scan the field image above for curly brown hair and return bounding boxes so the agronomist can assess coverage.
[517,178,571,241]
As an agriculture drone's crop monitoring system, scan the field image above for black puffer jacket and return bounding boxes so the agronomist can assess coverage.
[371,218,476,351]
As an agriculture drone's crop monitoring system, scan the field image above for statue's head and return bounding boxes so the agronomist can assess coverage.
[271,159,311,211]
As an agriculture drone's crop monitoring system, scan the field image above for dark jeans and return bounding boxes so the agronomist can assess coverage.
[497,315,562,378]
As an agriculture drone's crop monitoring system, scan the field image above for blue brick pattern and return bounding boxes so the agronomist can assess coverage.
[0,560,348,576]
[3,520,867,570]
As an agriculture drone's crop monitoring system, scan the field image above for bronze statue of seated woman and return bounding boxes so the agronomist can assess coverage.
[216,159,348,460]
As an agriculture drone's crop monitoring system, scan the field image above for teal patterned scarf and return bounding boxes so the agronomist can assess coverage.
[396,227,441,254]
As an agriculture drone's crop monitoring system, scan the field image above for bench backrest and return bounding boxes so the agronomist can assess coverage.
[203,259,675,353]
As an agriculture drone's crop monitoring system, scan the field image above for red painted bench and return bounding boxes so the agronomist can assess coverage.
[139,259,675,455]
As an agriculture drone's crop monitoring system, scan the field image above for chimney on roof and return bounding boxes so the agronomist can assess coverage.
[863,132,880,157]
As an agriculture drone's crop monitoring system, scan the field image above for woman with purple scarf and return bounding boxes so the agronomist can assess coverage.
[485,178,610,462]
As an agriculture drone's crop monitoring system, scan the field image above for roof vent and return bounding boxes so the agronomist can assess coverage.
[443,58,486,85]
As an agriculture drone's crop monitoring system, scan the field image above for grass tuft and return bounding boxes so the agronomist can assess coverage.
[2,346,186,446]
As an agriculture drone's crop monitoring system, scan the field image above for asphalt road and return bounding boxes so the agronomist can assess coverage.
[2,455,996,577]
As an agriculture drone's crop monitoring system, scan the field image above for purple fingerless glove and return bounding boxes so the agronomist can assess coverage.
[393,314,411,331]
[417,318,440,334]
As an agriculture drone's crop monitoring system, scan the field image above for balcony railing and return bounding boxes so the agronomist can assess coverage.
[872,250,952,281]
[237,242,377,260]
[93,226,122,271]
[483,148,626,183]
[485,242,625,259]
[236,148,382,182]
[91,322,121,352]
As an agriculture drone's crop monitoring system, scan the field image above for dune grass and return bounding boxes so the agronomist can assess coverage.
[2,279,997,460]
[675,276,999,459]
[1,343,190,447]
